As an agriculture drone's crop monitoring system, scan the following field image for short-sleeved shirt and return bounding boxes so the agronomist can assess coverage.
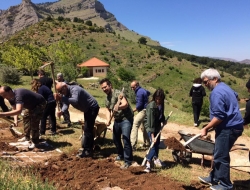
[9,88,46,110]
[105,89,134,121]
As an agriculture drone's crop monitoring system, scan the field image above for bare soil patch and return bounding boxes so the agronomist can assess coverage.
[0,107,249,189]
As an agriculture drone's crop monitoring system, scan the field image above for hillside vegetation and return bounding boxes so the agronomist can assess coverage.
[0,16,249,123]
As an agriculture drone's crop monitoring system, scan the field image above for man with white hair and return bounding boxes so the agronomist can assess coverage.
[198,68,243,190]
[55,82,99,158]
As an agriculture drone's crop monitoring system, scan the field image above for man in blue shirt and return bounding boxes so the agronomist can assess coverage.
[198,68,243,190]
[130,81,150,150]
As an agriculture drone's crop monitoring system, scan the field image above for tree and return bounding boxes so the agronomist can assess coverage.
[85,20,92,26]
[138,37,147,45]
[41,40,85,80]
[2,44,43,79]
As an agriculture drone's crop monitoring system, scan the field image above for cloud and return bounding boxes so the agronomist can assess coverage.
[160,41,176,47]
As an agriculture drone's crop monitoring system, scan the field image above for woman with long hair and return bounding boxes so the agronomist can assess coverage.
[31,79,57,135]
[143,88,166,173]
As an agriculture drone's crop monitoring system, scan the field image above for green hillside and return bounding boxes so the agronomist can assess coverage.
[0,16,249,125]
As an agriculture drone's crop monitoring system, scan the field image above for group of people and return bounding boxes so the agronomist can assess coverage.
[0,67,249,189]
[98,78,166,170]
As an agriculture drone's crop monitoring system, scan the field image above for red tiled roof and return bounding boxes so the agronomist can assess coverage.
[77,57,109,67]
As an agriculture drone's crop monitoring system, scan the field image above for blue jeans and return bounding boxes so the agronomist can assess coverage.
[113,119,133,164]
[146,131,160,161]
[209,128,243,190]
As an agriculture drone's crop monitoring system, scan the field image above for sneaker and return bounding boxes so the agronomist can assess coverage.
[76,150,93,158]
[198,176,217,186]
[194,123,198,127]
[153,157,165,167]
[210,184,228,190]
[18,136,30,142]
[143,166,151,173]
[28,142,35,149]
[115,155,124,161]
[120,163,131,169]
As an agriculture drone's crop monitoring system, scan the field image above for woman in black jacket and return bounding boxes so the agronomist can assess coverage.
[189,78,206,127]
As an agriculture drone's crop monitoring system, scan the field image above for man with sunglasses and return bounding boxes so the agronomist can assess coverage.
[198,68,243,190]
[55,82,99,158]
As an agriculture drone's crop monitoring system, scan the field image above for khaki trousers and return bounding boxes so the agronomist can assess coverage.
[130,109,150,148]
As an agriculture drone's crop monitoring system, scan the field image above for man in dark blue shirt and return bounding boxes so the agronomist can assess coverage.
[130,81,150,150]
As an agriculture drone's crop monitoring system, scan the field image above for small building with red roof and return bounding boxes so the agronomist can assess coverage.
[77,57,109,77]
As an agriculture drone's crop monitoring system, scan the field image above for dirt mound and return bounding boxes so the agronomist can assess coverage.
[34,154,203,190]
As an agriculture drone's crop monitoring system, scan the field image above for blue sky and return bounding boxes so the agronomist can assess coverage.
[1,0,250,61]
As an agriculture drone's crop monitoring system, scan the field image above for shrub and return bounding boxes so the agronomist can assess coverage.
[117,67,135,82]
[0,66,22,84]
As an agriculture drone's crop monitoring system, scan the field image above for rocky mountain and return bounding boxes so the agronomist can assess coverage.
[0,0,158,45]
[0,0,41,39]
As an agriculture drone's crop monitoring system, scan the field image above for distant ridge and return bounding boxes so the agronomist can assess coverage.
[210,57,250,64]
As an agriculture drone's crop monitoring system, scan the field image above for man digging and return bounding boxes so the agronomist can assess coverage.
[55,82,99,158]
[0,86,46,149]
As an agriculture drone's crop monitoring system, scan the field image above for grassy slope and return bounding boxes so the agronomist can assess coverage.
[3,18,250,125]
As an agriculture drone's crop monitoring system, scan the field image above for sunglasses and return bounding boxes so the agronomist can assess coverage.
[203,79,211,85]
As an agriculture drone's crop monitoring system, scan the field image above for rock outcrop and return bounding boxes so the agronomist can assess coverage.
[0,0,40,38]
[0,0,128,39]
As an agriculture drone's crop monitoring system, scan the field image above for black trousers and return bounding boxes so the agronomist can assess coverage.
[81,107,99,152]
[192,102,202,124]
[40,101,57,134]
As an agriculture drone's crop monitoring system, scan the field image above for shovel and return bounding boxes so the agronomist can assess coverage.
[0,117,23,137]
[183,133,201,147]
[141,111,173,166]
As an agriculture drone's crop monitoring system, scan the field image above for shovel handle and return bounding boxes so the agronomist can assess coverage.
[183,133,201,147]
